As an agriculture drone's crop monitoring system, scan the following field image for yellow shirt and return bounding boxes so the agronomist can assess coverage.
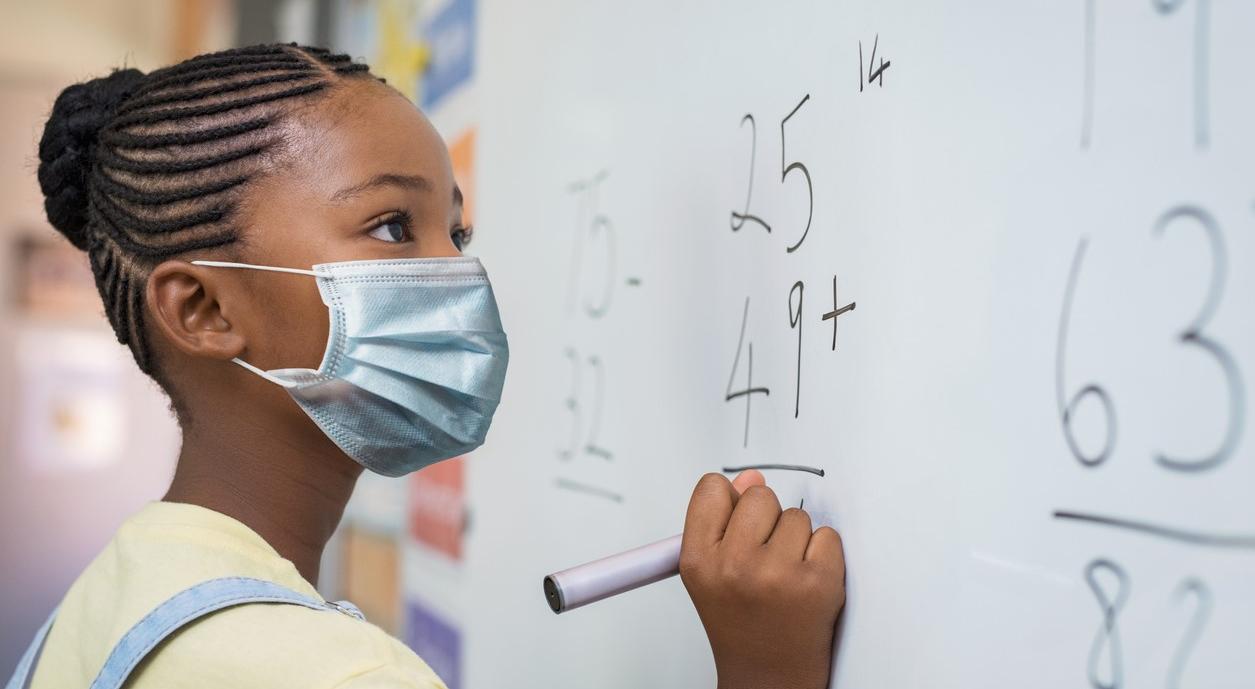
[29,501,448,689]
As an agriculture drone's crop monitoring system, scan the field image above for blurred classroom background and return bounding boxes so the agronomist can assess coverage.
[0,1,474,682]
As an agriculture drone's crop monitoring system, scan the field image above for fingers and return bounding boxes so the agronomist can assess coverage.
[804,526,845,578]
[730,469,765,495]
[683,471,768,548]
[683,473,741,548]
[723,484,782,548]
[685,471,835,565]
[765,507,813,561]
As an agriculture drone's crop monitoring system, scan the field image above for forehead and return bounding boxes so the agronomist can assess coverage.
[268,80,453,202]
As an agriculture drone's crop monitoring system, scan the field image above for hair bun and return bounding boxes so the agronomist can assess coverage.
[37,67,146,250]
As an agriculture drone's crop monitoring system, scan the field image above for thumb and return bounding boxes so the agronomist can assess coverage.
[730,469,766,495]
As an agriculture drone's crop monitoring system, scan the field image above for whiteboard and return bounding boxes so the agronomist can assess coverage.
[442,1,1255,687]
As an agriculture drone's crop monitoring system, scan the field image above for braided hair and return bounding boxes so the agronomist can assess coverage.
[36,43,378,386]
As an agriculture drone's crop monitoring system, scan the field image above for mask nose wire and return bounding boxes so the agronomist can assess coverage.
[189,259,321,388]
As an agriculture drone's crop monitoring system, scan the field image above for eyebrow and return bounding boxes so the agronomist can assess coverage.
[329,173,433,203]
[453,184,463,208]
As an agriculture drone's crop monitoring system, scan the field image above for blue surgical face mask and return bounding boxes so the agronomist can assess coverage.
[190,256,509,477]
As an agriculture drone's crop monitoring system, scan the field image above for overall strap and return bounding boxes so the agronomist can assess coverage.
[6,577,364,689]
[4,608,58,689]
[88,577,362,689]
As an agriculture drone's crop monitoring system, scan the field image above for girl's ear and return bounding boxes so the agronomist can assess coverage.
[146,260,248,361]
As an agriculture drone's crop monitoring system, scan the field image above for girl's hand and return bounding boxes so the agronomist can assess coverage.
[679,470,845,689]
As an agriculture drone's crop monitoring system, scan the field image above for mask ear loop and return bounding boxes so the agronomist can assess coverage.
[190,259,320,277]
[190,259,323,388]
[228,356,305,388]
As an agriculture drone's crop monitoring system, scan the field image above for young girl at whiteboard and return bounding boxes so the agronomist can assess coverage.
[10,44,845,689]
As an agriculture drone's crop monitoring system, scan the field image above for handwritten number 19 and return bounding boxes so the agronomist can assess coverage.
[1080,0,1210,148]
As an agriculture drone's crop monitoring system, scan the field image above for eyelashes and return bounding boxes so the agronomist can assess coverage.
[452,223,474,251]
[367,209,414,243]
[366,209,474,250]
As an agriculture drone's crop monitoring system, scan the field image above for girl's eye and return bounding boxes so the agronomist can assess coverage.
[451,224,474,251]
[367,212,413,243]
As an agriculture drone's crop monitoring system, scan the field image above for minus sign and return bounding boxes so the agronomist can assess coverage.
[626,277,642,286]
[555,478,624,502]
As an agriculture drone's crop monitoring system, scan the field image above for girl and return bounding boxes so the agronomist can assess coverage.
[11,43,845,689]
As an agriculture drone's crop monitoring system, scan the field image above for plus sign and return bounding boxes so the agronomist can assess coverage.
[821,275,855,350]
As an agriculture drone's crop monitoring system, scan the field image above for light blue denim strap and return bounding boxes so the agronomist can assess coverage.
[85,576,362,689]
[4,607,58,689]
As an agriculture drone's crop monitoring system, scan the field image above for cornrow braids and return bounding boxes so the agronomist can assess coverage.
[36,43,380,385]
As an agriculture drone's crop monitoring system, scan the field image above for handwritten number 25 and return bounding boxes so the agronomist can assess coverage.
[730,94,814,253]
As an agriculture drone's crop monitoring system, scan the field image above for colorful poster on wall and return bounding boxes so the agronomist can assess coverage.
[409,456,465,561]
[447,128,475,226]
[421,0,475,110]
[405,597,462,689]
[338,525,402,634]
[336,0,428,104]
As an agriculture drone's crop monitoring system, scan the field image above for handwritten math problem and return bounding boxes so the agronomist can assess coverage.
[725,91,857,449]
[531,11,1251,679]
[478,3,1255,686]
[1058,12,1250,673]
[554,170,640,503]
[1054,205,1250,683]
[552,39,885,499]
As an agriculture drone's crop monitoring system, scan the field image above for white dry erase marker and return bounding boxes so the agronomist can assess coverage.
[543,534,682,614]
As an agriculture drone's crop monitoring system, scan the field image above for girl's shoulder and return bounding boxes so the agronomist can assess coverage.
[28,502,446,689]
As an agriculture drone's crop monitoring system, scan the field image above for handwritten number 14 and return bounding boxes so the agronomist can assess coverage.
[859,34,891,91]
